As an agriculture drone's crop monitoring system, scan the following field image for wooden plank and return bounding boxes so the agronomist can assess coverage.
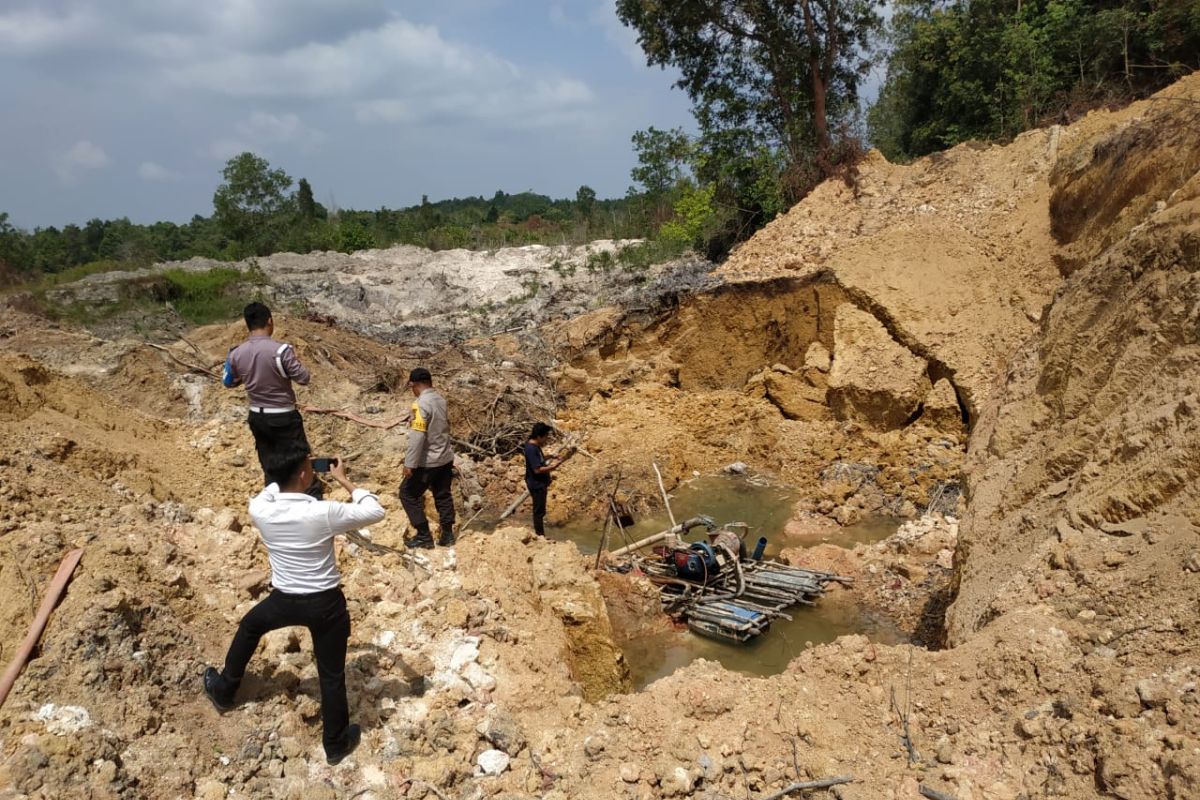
[0,548,85,709]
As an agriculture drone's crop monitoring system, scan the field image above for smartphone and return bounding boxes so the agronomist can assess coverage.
[312,457,338,473]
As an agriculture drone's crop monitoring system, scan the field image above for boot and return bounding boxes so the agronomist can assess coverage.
[202,666,237,713]
[325,723,361,765]
[437,527,456,547]
[408,527,434,550]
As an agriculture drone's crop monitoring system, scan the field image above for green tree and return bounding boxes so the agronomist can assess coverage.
[618,0,882,189]
[630,126,694,223]
[870,0,1200,162]
[659,182,721,248]
[575,185,597,220]
[212,152,295,256]
[0,212,31,274]
[296,178,319,221]
[630,127,691,198]
[338,220,376,254]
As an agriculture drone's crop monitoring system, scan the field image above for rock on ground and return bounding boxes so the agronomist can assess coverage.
[828,304,930,429]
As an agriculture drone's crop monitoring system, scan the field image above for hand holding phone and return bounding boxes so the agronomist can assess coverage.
[312,457,339,473]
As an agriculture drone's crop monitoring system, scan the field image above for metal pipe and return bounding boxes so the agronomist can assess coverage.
[607,516,714,557]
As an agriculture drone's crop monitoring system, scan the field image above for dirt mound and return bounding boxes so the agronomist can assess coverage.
[3,74,1200,800]
[30,241,714,346]
[718,120,1068,420]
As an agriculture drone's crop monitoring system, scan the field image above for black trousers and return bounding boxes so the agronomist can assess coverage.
[528,482,548,536]
[213,588,351,751]
[247,410,322,498]
[399,462,455,537]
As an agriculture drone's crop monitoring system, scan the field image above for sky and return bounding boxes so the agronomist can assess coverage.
[0,0,701,229]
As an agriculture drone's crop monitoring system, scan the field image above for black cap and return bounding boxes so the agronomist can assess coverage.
[409,367,433,385]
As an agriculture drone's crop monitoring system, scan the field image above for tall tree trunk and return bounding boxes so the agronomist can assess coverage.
[799,0,833,173]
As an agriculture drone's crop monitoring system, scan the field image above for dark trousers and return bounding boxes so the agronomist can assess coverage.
[213,588,351,751]
[528,482,548,536]
[247,410,322,499]
[399,463,455,537]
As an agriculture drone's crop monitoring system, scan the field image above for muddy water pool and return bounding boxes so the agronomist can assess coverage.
[548,475,907,689]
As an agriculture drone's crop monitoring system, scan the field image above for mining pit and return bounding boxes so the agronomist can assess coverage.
[2,74,1200,800]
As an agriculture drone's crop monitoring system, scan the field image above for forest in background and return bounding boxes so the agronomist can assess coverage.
[2,0,1196,287]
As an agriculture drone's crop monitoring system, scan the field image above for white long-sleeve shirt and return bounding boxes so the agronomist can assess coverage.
[249,484,385,594]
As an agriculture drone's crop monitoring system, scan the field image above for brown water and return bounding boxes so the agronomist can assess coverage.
[546,474,906,689]
[622,594,907,689]
[550,475,893,557]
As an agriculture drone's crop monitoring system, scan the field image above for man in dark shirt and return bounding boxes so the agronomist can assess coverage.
[223,302,321,497]
[522,422,562,537]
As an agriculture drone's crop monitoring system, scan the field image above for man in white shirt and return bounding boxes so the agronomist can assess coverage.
[202,443,385,765]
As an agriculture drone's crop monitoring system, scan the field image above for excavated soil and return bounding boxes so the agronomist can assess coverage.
[2,74,1200,800]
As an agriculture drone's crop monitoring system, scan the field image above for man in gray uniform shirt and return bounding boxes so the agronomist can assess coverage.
[399,367,456,548]
[223,302,321,497]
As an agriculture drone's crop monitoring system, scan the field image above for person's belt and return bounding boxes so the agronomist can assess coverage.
[248,405,296,414]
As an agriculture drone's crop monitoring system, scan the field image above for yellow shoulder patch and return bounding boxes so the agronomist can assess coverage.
[411,400,427,432]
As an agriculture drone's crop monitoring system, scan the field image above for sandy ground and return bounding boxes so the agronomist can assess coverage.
[1,73,1199,800]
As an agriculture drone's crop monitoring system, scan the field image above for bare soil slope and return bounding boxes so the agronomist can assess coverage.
[2,75,1200,800]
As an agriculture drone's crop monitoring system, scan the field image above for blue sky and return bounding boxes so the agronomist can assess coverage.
[0,1,699,228]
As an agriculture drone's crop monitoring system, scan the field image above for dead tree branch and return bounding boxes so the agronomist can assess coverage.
[144,342,220,379]
[760,776,854,799]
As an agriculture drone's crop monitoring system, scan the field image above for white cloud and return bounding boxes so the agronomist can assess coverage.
[207,138,252,162]
[205,111,325,161]
[589,2,647,69]
[0,5,98,55]
[236,111,325,151]
[165,18,594,129]
[355,77,594,129]
[52,140,111,183]
[164,19,482,98]
[137,161,179,181]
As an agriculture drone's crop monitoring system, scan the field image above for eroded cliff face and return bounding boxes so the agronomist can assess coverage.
[950,79,1200,644]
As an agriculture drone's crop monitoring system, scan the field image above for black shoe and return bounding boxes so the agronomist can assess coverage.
[202,666,236,713]
[325,724,361,766]
[437,529,456,547]
[408,534,434,550]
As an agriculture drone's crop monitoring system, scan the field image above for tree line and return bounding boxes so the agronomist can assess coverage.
[615,0,1198,259]
[0,152,670,286]
[870,0,1199,160]
[3,0,1196,284]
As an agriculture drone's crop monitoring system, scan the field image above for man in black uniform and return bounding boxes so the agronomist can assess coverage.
[522,422,562,537]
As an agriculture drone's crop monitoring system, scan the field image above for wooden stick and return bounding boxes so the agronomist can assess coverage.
[652,461,677,529]
[455,505,489,541]
[451,436,491,457]
[0,548,84,709]
[344,531,429,572]
[761,776,854,799]
[594,514,612,570]
[301,405,409,430]
[498,489,531,521]
[919,785,959,800]
[144,342,220,379]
